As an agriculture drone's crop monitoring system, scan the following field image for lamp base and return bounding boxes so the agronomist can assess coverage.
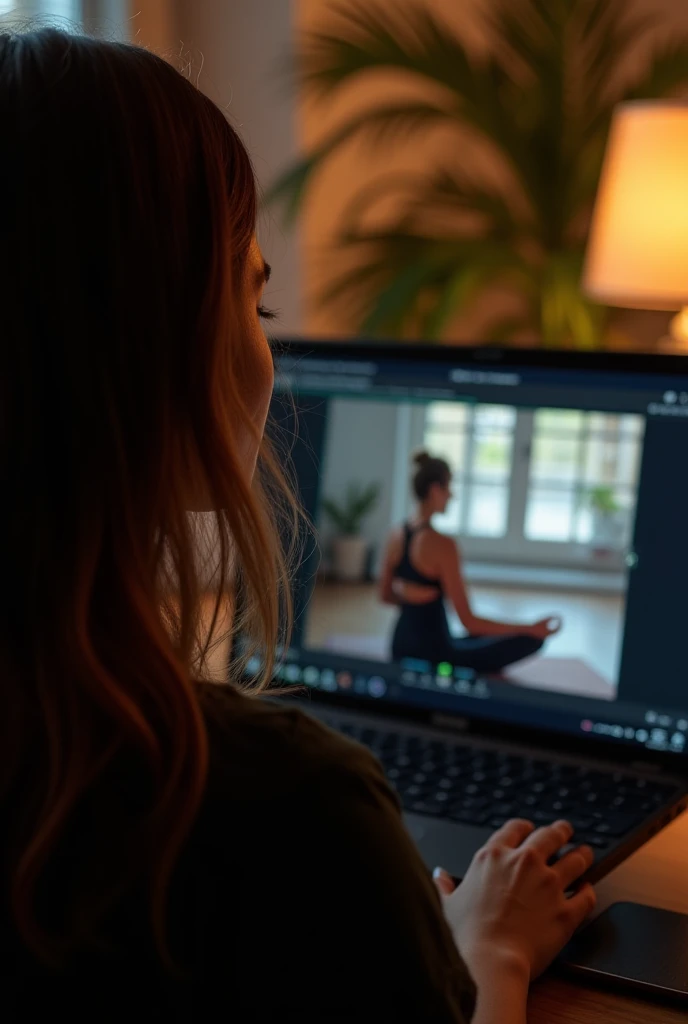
[656,335,688,354]
[663,306,688,353]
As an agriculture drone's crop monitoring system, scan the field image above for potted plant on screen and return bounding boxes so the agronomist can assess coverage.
[588,485,625,548]
[322,483,381,582]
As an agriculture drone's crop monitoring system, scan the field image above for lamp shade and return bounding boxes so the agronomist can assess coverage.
[583,102,688,311]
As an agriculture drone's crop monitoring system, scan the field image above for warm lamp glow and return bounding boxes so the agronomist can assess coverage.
[583,102,688,326]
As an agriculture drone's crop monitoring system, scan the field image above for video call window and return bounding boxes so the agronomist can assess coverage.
[302,396,644,708]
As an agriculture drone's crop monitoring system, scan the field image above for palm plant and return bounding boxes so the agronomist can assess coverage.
[322,483,380,536]
[269,0,688,347]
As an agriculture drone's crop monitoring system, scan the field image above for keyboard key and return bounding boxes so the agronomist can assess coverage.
[551,800,573,813]
[401,784,428,799]
[457,797,489,810]
[492,802,519,816]
[592,814,642,837]
[578,833,611,849]
[532,810,558,825]
[567,816,595,832]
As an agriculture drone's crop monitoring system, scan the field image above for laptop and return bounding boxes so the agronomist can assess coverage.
[263,340,688,883]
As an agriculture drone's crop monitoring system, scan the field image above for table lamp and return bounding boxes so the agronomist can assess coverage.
[583,101,688,351]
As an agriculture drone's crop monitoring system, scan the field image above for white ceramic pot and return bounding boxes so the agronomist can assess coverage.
[591,509,625,547]
[331,536,368,582]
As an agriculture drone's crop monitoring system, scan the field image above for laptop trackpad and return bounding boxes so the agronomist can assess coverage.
[404,813,493,879]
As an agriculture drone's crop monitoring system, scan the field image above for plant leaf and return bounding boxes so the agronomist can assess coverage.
[296,4,481,101]
[484,315,534,342]
[625,43,688,101]
[539,251,607,348]
[322,483,380,534]
[421,247,528,338]
[264,100,460,225]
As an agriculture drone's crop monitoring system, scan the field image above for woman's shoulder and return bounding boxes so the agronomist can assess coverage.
[420,526,455,551]
[196,682,387,801]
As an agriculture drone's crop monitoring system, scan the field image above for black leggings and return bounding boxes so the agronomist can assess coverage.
[391,601,544,672]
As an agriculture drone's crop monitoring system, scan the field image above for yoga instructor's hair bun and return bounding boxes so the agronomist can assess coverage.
[411,450,451,500]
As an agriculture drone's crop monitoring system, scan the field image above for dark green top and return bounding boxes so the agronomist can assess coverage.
[6,684,476,1022]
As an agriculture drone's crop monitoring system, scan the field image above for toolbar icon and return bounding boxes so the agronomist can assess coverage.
[284,664,301,684]
[303,666,320,687]
[336,671,353,691]
[368,676,387,699]
[320,669,336,691]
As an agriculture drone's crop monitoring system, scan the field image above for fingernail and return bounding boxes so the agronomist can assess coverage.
[432,866,445,881]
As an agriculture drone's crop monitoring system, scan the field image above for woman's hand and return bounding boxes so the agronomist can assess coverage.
[528,615,563,640]
[433,820,596,986]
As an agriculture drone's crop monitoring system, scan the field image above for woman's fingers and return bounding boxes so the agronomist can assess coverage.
[523,820,573,859]
[553,845,594,889]
[565,883,598,929]
[432,866,456,896]
[487,818,535,849]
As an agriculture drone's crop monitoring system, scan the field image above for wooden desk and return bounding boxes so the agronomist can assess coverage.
[529,810,688,1023]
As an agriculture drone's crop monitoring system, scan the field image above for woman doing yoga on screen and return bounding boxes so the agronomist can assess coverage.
[380,452,562,672]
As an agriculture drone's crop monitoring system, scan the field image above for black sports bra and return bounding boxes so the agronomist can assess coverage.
[392,523,442,589]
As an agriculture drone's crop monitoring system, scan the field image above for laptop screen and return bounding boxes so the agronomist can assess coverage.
[266,343,688,761]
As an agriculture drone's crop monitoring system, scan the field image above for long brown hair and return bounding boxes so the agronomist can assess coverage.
[0,29,294,965]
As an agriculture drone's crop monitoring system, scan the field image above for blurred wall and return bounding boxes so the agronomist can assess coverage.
[320,400,399,558]
[174,0,302,336]
[128,0,303,336]
[128,0,175,52]
[295,0,688,345]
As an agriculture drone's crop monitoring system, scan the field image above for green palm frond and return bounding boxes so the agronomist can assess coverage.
[298,4,480,101]
[333,233,469,337]
[407,170,525,241]
[322,482,380,535]
[485,315,536,343]
[338,168,525,242]
[264,100,461,225]
[538,251,608,349]
[421,253,523,338]
[321,231,529,339]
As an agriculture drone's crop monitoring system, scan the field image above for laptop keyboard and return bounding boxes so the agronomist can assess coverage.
[327,719,678,850]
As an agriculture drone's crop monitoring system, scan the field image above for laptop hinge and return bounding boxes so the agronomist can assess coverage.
[630,760,662,774]
[431,713,470,733]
